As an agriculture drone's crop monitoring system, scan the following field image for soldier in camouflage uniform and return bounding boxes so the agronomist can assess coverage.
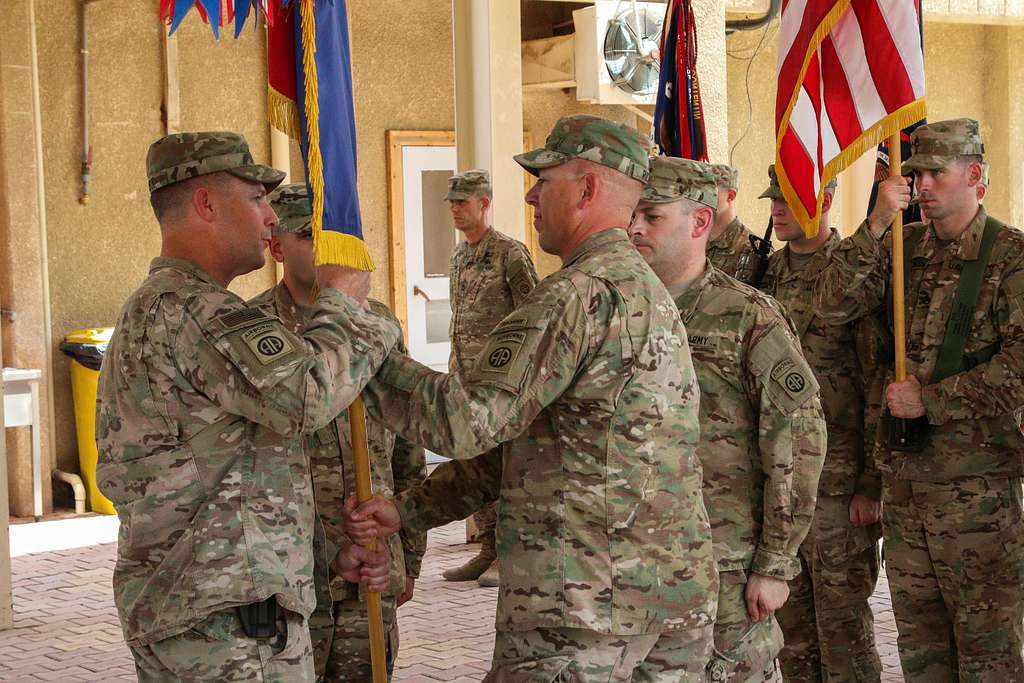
[250,183,428,681]
[346,115,719,680]
[96,132,397,682]
[629,156,827,682]
[814,118,1024,682]
[758,166,884,682]
[443,169,539,586]
[707,164,761,285]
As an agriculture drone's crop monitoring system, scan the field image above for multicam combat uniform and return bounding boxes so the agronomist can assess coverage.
[448,228,538,373]
[708,217,758,284]
[762,226,883,682]
[361,112,719,682]
[813,118,1024,683]
[97,260,399,681]
[366,228,717,680]
[674,265,826,682]
[96,132,401,681]
[641,157,826,682]
[445,170,538,572]
[707,164,760,285]
[251,280,427,682]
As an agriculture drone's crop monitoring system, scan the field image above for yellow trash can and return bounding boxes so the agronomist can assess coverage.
[61,327,116,515]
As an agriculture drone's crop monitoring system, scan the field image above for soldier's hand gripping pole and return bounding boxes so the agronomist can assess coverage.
[886,133,927,452]
[350,397,389,683]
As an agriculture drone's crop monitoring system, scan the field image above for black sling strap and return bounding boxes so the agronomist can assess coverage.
[929,215,1001,384]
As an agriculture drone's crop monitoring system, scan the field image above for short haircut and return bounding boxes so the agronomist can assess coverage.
[677,196,717,221]
[958,154,984,171]
[149,172,232,222]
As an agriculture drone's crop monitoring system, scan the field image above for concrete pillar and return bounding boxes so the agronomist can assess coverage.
[1007,27,1024,228]
[452,0,526,243]
[0,333,11,631]
[695,0,729,163]
[0,0,55,517]
[835,149,877,236]
[981,25,1011,223]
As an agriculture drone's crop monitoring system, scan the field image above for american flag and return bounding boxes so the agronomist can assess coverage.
[775,0,926,236]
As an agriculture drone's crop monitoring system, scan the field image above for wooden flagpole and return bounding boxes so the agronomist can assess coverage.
[350,397,388,683]
[889,133,907,382]
[348,397,387,679]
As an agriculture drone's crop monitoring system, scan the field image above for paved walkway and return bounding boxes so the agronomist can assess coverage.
[1,522,905,682]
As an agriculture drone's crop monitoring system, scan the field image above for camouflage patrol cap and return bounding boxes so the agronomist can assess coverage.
[759,164,836,200]
[146,131,285,193]
[710,163,739,190]
[642,157,718,209]
[904,118,985,171]
[268,183,312,236]
[445,169,492,201]
[514,115,650,182]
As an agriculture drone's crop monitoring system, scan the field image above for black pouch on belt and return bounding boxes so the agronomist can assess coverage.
[238,596,279,639]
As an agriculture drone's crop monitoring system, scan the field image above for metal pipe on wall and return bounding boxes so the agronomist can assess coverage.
[28,0,57,515]
[79,0,94,205]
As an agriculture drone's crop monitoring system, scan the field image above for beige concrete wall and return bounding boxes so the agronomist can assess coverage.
[0,1,454,510]
[725,20,1007,241]
[33,1,276,493]
[349,1,455,304]
[0,0,55,516]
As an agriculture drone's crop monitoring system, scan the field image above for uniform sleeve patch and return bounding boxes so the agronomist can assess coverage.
[472,325,539,394]
[241,323,296,365]
[210,307,272,333]
[480,331,527,376]
[768,357,815,406]
[510,270,535,299]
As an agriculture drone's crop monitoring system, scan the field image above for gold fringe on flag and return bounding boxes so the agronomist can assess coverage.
[775,98,927,238]
[298,0,374,271]
[267,85,301,140]
[773,0,927,238]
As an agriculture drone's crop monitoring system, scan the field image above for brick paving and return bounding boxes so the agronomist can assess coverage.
[1,522,905,682]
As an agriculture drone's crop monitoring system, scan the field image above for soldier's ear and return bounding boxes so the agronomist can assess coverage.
[692,206,714,238]
[727,188,737,203]
[821,190,835,213]
[191,186,217,224]
[579,172,598,206]
[267,234,286,263]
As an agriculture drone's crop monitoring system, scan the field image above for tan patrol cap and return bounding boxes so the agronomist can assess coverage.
[445,169,491,201]
[642,157,718,209]
[268,183,312,236]
[515,115,650,182]
[710,164,738,190]
[146,131,285,193]
[904,118,985,171]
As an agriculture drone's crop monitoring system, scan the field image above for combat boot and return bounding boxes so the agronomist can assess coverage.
[442,546,496,582]
[477,559,499,587]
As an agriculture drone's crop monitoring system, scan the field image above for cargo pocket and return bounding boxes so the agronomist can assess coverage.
[486,656,573,682]
[118,451,203,562]
[706,617,783,682]
[187,608,242,643]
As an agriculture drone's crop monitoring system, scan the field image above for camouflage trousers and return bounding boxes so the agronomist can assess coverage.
[308,595,399,682]
[128,605,315,682]
[883,475,1024,683]
[708,570,783,682]
[485,625,714,682]
[776,494,882,682]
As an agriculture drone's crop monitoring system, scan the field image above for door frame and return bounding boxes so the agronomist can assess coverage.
[386,130,540,338]
[386,130,456,338]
